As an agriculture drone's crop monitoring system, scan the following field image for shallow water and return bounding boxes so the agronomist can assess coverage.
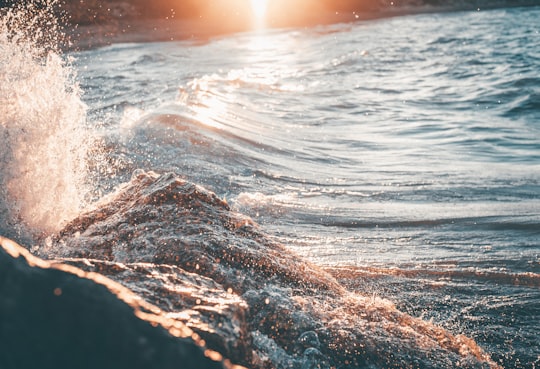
[1,4,539,368]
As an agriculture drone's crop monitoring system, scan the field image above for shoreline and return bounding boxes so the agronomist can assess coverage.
[63,11,377,51]
[63,2,540,51]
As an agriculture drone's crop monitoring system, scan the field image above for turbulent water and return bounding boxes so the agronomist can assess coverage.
[1,3,539,369]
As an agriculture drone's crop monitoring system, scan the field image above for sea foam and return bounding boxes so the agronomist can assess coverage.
[0,1,94,241]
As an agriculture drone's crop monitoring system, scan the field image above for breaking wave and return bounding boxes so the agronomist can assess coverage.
[0,1,98,241]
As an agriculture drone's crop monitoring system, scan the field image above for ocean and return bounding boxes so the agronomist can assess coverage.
[1,3,539,368]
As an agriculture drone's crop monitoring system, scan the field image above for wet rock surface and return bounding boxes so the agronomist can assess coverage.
[0,236,227,369]
[58,257,252,366]
[39,171,500,369]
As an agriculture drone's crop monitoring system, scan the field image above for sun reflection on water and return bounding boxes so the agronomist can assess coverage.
[180,30,306,133]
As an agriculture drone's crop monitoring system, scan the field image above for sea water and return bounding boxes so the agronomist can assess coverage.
[1,4,539,368]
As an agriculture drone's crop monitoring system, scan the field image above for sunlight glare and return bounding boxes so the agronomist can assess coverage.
[250,0,268,20]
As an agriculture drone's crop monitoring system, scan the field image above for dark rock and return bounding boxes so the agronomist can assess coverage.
[0,236,228,369]
[58,257,253,366]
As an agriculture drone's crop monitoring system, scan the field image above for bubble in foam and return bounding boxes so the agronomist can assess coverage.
[0,1,95,241]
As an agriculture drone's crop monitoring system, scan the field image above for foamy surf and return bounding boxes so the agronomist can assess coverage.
[0,1,96,241]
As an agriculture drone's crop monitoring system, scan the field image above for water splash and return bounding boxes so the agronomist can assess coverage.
[0,1,94,241]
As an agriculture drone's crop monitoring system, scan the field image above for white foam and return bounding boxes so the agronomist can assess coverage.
[0,3,94,239]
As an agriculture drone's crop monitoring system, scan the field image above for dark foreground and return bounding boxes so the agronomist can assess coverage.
[0,236,229,369]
